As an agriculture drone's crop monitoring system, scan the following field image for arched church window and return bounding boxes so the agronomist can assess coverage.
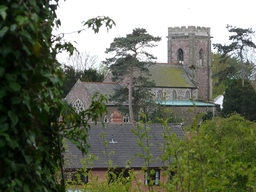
[185,91,190,100]
[72,99,85,114]
[177,49,184,64]
[104,116,109,123]
[199,49,204,65]
[156,90,163,100]
[172,90,177,100]
[123,115,130,123]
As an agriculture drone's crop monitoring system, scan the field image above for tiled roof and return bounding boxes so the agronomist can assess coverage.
[65,123,184,169]
[147,63,196,88]
[82,82,120,97]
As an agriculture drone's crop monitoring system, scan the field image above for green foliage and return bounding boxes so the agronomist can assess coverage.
[61,65,104,97]
[177,114,256,191]
[104,28,161,121]
[212,52,255,98]
[63,113,256,192]
[213,25,256,87]
[146,104,182,123]
[222,79,256,121]
[0,1,111,191]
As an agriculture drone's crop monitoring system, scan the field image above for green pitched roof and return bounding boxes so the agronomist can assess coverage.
[148,63,196,88]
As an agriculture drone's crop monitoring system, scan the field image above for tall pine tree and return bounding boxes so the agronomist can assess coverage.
[214,25,256,87]
[104,28,161,121]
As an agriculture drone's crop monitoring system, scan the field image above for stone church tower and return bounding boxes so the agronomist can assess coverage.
[167,26,212,101]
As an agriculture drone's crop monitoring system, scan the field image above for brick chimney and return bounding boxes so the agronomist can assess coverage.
[110,111,122,123]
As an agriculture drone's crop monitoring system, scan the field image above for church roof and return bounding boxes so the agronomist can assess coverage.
[155,100,216,107]
[65,123,184,169]
[147,63,197,88]
[81,82,121,98]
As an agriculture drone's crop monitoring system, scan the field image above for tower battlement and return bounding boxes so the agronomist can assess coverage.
[168,26,210,36]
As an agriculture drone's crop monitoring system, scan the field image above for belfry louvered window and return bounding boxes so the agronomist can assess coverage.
[177,49,184,64]
[72,99,85,113]
[199,49,204,65]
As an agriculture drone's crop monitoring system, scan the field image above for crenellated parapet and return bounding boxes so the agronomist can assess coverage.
[168,26,210,36]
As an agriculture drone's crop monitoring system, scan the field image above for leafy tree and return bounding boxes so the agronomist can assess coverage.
[214,25,256,87]
[0,1,113,191]
[222,79,256,121]
[61,65,104,97]
[182,114,256,191]
[104,28,161,121]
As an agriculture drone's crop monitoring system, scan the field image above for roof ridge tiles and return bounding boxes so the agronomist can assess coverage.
[81,82,118,84]
[156,62,182,65]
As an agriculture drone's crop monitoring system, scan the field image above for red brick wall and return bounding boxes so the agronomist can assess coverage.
[88,168,170,192]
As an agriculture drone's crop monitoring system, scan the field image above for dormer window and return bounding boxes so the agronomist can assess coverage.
[199,49,204,65]
[72,99,85,113]
[177,49,184,64]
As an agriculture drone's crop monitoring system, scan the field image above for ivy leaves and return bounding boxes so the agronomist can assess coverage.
[0,1,110,191]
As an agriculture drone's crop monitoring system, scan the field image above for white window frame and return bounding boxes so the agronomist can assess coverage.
[145,169,160,186]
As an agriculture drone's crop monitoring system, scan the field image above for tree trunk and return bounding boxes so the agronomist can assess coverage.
[240,49,244,87]
[129,66,134,122]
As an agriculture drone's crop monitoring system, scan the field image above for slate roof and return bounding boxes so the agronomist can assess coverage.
[65,123,184,169]
[81,82,121,105]
[147,63,196,88]
[82,82,121,97]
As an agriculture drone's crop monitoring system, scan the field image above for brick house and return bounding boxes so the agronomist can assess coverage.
[64,112,184,191]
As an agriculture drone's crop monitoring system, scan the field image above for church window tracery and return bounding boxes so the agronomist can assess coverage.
[72,99,85,114]
[156,90,163,100]
[123,115,130,123]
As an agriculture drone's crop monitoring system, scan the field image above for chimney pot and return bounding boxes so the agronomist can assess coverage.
[110,111,122,123]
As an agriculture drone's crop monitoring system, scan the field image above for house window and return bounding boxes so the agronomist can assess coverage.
[199,49,204,65]
[72,99,85,114]
[145,169,160,186]
[177,48,184,64]
[185,91,190,100]
[169,171,175,182]
[65,171,88,184]
[108,169,130,184]
[156,90,163,100]
[172,90,177,100]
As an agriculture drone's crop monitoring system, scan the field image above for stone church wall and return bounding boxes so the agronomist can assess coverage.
[152,87,198,100]
[65,81,92,110]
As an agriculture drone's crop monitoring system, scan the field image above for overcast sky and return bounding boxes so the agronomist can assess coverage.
[55,0,256,66]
